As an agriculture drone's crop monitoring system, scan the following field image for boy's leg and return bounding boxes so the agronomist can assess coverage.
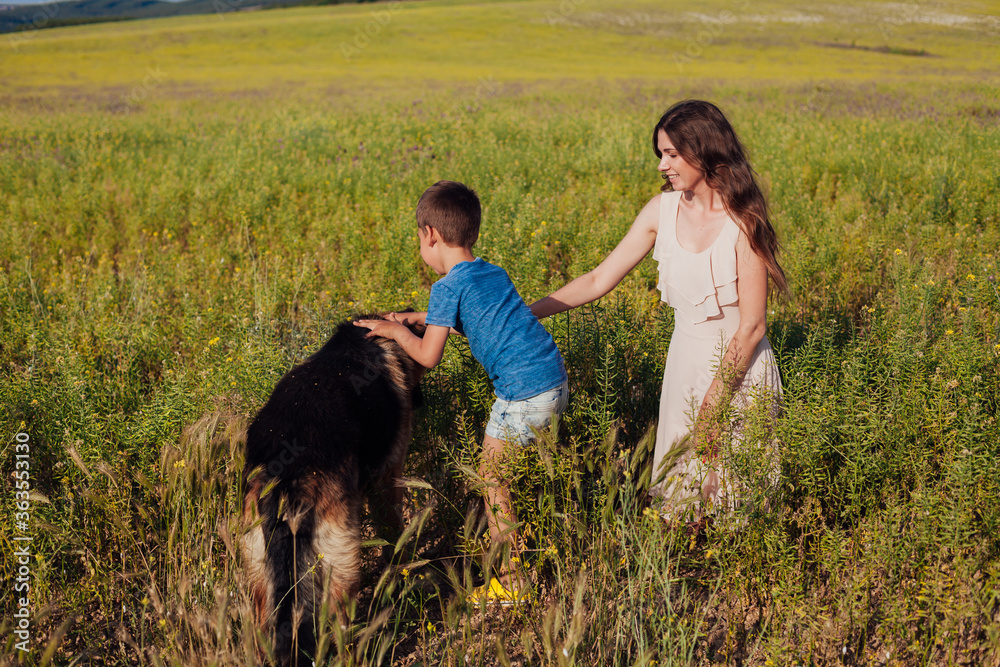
[478,382,567,590]
[480,434,517,547]
[479,434,522,584]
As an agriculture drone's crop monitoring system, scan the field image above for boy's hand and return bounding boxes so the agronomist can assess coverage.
[353,319,449,369]
[384,311,427,327]
[354,319,407,340]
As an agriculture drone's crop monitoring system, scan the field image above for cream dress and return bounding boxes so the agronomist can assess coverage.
[650,191,782,518]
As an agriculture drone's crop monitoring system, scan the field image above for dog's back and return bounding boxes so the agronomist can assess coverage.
[241,318,423,666]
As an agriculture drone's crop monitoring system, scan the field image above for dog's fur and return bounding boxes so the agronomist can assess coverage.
[241,315,425,666]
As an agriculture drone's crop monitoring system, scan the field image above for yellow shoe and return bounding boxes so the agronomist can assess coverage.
[469,577,531,607]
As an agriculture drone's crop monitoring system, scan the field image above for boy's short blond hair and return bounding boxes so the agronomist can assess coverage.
[416,180,481,249]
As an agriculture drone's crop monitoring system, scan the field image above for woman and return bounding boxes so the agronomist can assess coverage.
[530,100,787,518]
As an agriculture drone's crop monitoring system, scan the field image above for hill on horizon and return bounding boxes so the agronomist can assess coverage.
[0,0,368,34]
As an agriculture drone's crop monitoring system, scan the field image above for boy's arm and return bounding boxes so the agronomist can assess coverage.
[353,320,449,368]
[386,311,463,337]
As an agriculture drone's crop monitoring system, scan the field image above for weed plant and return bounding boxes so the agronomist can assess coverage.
[1,49,999,667]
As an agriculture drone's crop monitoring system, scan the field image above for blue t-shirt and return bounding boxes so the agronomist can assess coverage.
[426,258,567,401]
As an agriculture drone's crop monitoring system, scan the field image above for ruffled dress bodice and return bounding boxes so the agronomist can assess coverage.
[652,191,741,331]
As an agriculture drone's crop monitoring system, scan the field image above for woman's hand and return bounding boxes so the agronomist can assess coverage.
[693,413,722,462]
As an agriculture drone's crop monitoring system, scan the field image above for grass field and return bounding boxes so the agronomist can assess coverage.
[3,0,999,95]
[2,0,1000,665]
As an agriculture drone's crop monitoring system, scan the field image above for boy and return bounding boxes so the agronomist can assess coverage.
[354,180,568,604]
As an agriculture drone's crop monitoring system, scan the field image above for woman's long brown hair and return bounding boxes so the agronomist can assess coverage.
[652,100,789,295]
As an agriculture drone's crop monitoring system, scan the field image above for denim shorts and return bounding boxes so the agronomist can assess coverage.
[484,380,569,445]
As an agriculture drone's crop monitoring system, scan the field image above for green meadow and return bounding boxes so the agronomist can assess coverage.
[2,0,999,664]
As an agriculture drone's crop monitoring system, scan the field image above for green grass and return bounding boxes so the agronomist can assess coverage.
[1,0,1000,665]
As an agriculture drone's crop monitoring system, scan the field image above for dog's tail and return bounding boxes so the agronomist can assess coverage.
[243,470,362,667]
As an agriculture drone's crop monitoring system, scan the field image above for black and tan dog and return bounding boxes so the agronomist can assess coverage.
[241,315,425,666]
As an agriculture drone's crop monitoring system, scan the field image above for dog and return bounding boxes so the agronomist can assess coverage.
[241,314,425,666]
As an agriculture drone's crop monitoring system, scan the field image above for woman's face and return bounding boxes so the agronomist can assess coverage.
[656,129,703,192]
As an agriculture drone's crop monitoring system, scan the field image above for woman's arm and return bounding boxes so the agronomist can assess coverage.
[530,194,662,319]
[696,230,770,439]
